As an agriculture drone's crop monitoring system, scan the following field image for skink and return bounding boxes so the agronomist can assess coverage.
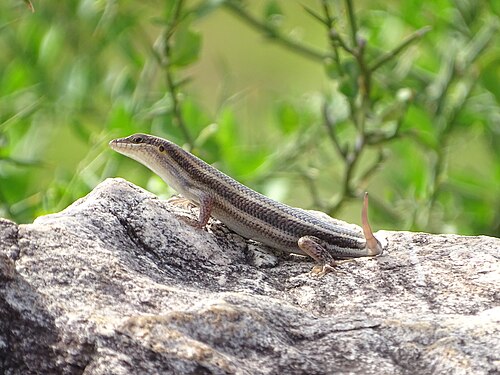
[109,134,384,273]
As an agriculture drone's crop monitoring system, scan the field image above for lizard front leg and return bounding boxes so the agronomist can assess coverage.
[170,192,214,229]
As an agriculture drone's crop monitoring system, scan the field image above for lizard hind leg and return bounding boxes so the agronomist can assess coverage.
[298,236,338,276]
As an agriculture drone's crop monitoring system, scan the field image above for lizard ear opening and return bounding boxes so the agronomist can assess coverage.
[159,145,165,152]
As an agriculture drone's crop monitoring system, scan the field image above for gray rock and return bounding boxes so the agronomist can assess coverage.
[1,178,499,375]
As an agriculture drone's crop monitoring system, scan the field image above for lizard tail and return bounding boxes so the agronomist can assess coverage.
[362,192,384,256]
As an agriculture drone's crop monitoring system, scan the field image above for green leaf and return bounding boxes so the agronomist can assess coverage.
[171,24,202,67]
[39,26,64,67]
[324,58,340,80]
[106,103,134,132]
[404,105,438,150]
[163,2,177,20]
[338,76,357,98]
[71,120,92,142]
[277,102,300,134]
[181,98,211,135]
[213,107,268,178]
[264,0,283,23]
[215,108,238,153]
[338,60,359,98]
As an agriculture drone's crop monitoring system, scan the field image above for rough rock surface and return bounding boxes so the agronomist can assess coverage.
[0,178,499,375]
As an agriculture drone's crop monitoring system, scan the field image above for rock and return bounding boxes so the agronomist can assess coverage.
[0,178,499,374]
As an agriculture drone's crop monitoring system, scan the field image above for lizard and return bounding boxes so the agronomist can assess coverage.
[109,133,384,274]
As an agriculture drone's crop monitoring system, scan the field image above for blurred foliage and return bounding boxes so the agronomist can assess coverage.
[0,0,499,236]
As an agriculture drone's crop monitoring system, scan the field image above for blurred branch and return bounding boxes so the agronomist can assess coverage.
[319,1,374,214]
[23,0,34,12]
[321,1,349,73]
[0,188,14,218]
[224,1,327,62]
[302,5,327,25]
[160,0,194,146]
[299,168,326,210]
[344,0,358,46]
[0,156,42,167]
[322,101,346,158]
[0,95,44,131]
[422,18,498,228]
[329,28,355,55]
[359,150,385,186]
[428,74,477,215]
[321,1,354,54]
[370,26,431,72]
[223,0,399,198]
[316,2,432,217]
[460,17,499,67]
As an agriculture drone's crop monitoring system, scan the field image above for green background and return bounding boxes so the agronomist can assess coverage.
[1,0,499,236]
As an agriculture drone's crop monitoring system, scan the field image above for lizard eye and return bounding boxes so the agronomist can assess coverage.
[132,136,143,144]
[159,145,165,152]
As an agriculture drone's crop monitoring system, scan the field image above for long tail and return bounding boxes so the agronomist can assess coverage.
[361,192,383,256]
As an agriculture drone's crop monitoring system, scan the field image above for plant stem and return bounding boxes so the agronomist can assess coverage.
[163,0,193,146]
[224,1,327,62]
[370,26,431,72]
[344,0,358,46]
